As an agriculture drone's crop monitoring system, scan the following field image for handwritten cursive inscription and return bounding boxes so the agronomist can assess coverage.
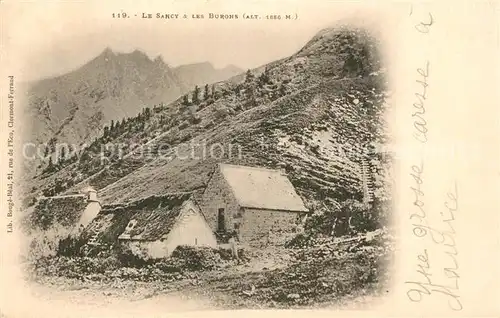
[412,62,429,144]
[406,181,461,310]
[406,9,461,311]
[409,161,426,236]
[415,12,434,33]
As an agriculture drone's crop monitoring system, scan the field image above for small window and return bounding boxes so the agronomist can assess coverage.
[234,223,240,230]
[126,220,137,230]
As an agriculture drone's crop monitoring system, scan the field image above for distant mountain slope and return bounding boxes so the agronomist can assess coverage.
[23,27,391,217]
[23,49,183,146]
[21,49,243,176]
[173,62,243,88]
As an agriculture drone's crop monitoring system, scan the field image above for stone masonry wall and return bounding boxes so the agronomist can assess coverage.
[200,165,305,246]
[199,166,241,233]
[238,208,301,246]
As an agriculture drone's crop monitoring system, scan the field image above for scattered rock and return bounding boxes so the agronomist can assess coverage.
[242,285,256,297]
[287,293,300,299]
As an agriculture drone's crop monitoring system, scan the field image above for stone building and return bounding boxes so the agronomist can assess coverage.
[77,187,101,227]
[199,163,309,246]
[23,187,101,257]
[116,193,217,259]
[27,187,101,232]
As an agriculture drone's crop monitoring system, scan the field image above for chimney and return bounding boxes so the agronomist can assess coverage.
[85,187,98,202]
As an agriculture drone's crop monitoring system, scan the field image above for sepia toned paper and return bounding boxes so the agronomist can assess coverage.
[0,0,499,317]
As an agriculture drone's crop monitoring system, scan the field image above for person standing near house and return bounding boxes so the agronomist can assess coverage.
[229,230,240,262]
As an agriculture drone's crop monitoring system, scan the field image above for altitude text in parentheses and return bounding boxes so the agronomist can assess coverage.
[243,13,259,19]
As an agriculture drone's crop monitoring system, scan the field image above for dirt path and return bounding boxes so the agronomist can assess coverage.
[25,273,377,314]
[25,277,216,316]
[21,234,390,313]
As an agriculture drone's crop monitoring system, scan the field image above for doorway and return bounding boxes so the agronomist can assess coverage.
[217,208,226,232]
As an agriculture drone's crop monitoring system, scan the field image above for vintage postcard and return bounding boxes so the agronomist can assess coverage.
[0,0,498,317]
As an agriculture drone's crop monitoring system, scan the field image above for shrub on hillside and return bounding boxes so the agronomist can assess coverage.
[284,233,315,249]
[113,244,154,268]
[215,247,249,262]
[303,199,384,237]
[170,245,222,271]
[57,234,87,257]
[304,211,337,236]
[152,257,184,273]
[25,234,58,260]
[31,256,112,277]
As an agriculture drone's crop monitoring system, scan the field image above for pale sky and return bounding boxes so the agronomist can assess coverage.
[2,0,392,82]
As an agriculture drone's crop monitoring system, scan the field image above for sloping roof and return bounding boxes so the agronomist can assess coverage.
[27,194,88,231]
[117,192,193,241]
[84,204,130,244]
[218,164,309,212]
[81,186,97,193]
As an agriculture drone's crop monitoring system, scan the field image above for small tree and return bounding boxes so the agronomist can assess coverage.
[116,119,124,133]
[258,66,271,86]
[43,144,50,158]
[279,83,287,96]
[193,86,200,104]
[246,85,255,99]
[234,84,242,96]
[144,107,151,119]
[203,84,209,100]
[182,94,190,106]
[60,146,67,162]
[245,69,254,83]
[47,156,54,171]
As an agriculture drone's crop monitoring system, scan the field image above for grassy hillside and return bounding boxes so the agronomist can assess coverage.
[23,27,391,231]
[21,49,243,179]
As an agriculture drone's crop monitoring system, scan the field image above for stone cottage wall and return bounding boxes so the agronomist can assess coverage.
[164,204,217,253]
[123,240,169,259]
[199,167,241,233]
[122,202,217,259]
[77,201,101,228]
[238,208,301,246]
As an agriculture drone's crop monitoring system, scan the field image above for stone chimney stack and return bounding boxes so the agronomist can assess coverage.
[88,189,98,202]
[84,187,98,202]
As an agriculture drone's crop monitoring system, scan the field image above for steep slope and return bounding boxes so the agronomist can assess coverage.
[174,62,243,88]
[23,27,391,217]
[22,49,243,177]
[23,49,184,146]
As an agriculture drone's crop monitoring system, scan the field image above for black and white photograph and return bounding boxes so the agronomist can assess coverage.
[1,1,498,317]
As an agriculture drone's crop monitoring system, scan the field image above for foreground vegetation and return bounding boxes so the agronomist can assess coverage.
[26,228,393,309]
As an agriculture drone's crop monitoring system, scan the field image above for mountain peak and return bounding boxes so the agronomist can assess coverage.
[88,47,116,64]
[221,64,243,72]
[177,61,215,71]
[154,55,166,65]
[100,47,115,57]
[199,61,214,68]
[127,49,151,60]
[131,49,146,55]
